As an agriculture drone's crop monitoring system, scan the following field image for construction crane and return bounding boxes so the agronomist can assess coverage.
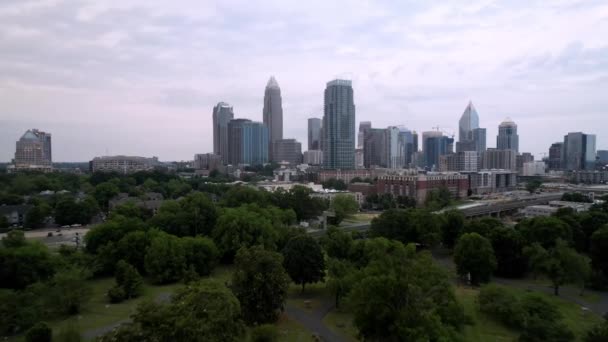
[432,126,455,139]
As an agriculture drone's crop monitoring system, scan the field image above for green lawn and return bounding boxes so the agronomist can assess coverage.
[275,314,316,342]
[457,286,603,342]
[286,281,330,313]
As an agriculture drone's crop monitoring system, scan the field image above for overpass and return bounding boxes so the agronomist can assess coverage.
[459,193,564,218]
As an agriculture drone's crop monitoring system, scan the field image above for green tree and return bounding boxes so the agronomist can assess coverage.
[46,268,92,315]
[518,294,574,342]
[463,217,503,237]
[347,243,466,341]
[326,258,356,308]
[525,179,543,194]
[24,203,51,229]
[370,209,441,247]
[232,246,290,324]
[490,227,528,278]
[115,260,143,299]
[585,319,608,342]
[212,207,278,261]
[115,230,153,274]
[524,239,591,295]
[320,226,353,260]
[441,210,465,248]
[101,280,245,342]
[322,178,347,190]
[282,235,325,293]
[590,225,608,277]
[25,322,51,342]
[454,233,497,285]
[182,236,219,277]
[329,194,358,225]
[2,229,26,248]
[0,241,55,289]
[220,185,269,207]
[144,233,186,284]
[179,192,218,236]
[0,215,9,230]
[425,186,452,210]
[93,182,120,211]
[478,284,525,328]
[84,215,145,254]
[517,217,572,249]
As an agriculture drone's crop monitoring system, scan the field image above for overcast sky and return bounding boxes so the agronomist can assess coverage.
[1,0,607,162]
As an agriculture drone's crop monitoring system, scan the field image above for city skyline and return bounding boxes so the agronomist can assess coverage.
[1,1,607,161]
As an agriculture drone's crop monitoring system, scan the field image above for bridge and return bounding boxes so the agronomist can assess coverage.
[459,193,564,218]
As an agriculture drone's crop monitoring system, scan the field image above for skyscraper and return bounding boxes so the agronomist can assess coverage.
[397,127,416,167]
[358,121,372,149]
[307,118,322,150]
[14,129,52,168]
[363,128,385,168]
[322,79,355,170]
[496,118,519,153]
[563,132,596,171]
[263,76,283,160]
[459,101,479,143]
[480,149,517,171]
[422,131,454,170]
[273,139,302,166]
[384,126,401,169]
[212,102,234,162]
[548,142,563,170]
[227,119,269,166]
[472,128,487,152]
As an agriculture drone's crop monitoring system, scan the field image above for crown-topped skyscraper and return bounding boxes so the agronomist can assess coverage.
[263,76,283,161]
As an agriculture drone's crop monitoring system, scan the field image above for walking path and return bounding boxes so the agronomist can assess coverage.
[284,299,344,342]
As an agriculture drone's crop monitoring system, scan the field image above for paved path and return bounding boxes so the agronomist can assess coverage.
[284,299,344,342]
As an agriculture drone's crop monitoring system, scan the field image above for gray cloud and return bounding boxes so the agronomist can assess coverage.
[1,0,607,161]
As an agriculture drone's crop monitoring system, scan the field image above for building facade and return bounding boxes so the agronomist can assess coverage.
[194,153,222,171]
[496,118,519,153]
[303,150,323,165]
[481,149,517,171]
[468,170,518,194]
[376,173,469,204]
[457,101,487,153]
[563,132,596,171]
[522,161,546,176]
[322,79,356,170]
[273,139,302,166]
[13,129,52,170]
[227,119,269,166]
[308,118,322,150]
[363,128,385,168]
[548,142,564,170]
[212,102,234,162]
[439,151,478,172]
[90,156,160,174]
[263,76,283,160]
[357,121,372,149]
[422,131,454,170]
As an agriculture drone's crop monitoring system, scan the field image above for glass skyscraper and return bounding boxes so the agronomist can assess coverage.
[423,131,454,170]
[497,118,519,153]
[563,132,596,171]
[227,119,269,166]
[322,79,355,170]
[307,118,322,150]
[212,102,234,162]
[263,76,283,161]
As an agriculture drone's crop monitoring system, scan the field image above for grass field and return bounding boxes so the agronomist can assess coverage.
[458,286,603,342]
[323,309,358,342]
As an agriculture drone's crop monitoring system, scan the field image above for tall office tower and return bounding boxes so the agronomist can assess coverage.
[562,132,596,171]
[227,119,269,166]
[459,101,479,143]
[355,149,364,169]
[439,151,478,172]
[598,150,608,165]
[480,148,517,171]
[472,128,487,152]
[308,118,322,150]
[422,131,454,170]
[496,118,519,153]
[412,131,419,153]
[363,128,385,168]
[273,139,302,166]
[397,127,415,167]
[14,129,52,167]
[322,79,355,170]
[516,152,534,174]
[548,142,564,170]
[263,76,283,160]
[384,126,401,169]
[358,121,372,149]
[212,102,234,161]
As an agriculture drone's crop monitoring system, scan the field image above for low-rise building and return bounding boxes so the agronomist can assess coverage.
[311,190,365,207]
[524,200,593,217]
[468,169,518,194]
[522,161,546,176]
[303,150,323,166]
[109,192,164,215]
[569,171,608,184]
[376,173,469,204]
[90,156,160,174]
[348,182,377,197]
[0,205,33,226]
[194,153,222,171]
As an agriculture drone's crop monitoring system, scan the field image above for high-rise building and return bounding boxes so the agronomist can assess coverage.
[322,79,355,170]
[598,150,608,164]
[422,131,454,170]
[384,126,401,169]
[273,139,302,166]
[308,118,322,150]
[212,102,234,162]
[412,131,419,153]
[303,150,323,165]
[563,132,596,171]
[358,121,372,149]
[459,101,479,143]
[497,118,519,153]
[363,128,385,168]
[13,129,52,170]
[263,76,283,160]
[472,128,487,152]
[397,127,416,168]
[480,148,517,170]
[439,151,478,172]
[548,142,563,170]
[516,153,534,174]
[227,119,269,166]
[193,153,222,171]
[355,149,364,169]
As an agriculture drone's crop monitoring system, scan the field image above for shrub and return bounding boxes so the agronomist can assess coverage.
[477,284,525,328]
[107,285,126,303]
[25,322,52,342]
